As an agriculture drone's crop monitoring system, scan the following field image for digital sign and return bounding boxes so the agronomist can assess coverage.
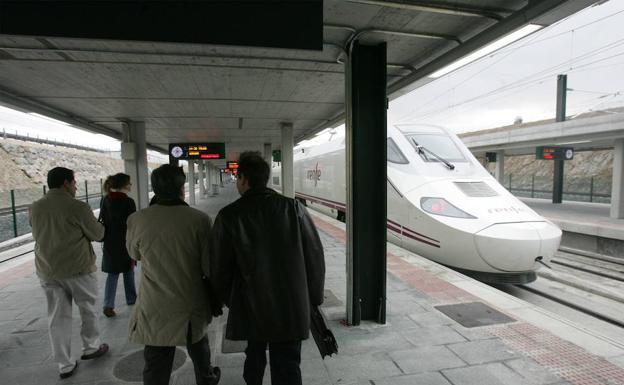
[226,161,239,170]
[536,146,574,161]
[169,143,225,160]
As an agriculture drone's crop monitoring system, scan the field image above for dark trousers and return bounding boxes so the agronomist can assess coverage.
[243,340,302,385]
[143,326,218,385]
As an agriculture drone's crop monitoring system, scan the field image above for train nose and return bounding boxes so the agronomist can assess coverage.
[474,222,562,271]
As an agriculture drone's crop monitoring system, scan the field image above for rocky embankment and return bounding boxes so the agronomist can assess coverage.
[482,150,613,202]
[0,138,124,191]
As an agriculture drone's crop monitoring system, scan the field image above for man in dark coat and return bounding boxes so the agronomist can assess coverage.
[211,151,325,385]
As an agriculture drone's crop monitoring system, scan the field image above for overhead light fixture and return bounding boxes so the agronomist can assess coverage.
[27,112,72,126]
[554,140,592,145]
[429,24,543,78]
[315,128,331,137]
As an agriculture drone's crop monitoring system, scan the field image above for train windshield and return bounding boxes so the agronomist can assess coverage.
[405,133,466,163]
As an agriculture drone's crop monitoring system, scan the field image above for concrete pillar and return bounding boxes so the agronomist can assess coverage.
[263,143,272,165]
[198,160,205,199]
[188,161,196,205]
[611,139,624,218]
[281,123,294,198]
[206,165,212,195]
[121,121,149,209]
[495,150,505,185]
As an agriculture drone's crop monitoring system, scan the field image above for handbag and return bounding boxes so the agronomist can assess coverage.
[310,305,338,359]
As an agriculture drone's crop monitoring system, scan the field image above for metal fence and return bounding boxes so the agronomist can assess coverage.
[503,174,611,203]
[0,179,104,243]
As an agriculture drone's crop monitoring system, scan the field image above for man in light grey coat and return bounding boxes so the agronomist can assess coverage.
[126,164,220,385]
[29,167,109,379]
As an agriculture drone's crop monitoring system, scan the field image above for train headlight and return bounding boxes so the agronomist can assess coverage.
[420,197,476,219]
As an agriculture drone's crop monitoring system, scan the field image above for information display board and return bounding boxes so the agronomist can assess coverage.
[535,146,574,160]
[226,161,239,170]
[169,143,225,160]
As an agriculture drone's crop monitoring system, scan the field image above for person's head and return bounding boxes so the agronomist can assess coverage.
[236,151,270,195]
[110,173,132,193]
[151,164,185,200]
[47,167,76,197]
[102,176,112,195]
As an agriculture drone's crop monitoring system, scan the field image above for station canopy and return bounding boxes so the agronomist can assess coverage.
[0,0,602,160]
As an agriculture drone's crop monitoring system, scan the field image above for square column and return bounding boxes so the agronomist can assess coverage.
[188,161,196,205]
[611,139,624,218]
[198,160,205,198]
[495,150,505,185]
[264,143,272,166]
[121,121,149,209]
[281,123,294,198]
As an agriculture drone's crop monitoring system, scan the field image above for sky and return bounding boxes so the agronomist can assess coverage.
[390,0,624,133]
[0,0,623,149]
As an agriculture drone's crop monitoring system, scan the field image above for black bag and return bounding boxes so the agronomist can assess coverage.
[310,305,338,359]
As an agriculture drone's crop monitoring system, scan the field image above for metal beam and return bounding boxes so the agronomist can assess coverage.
[346,41,387,325]
[348,28,462,47]
[0,43,346,70]
[345,0,511,20]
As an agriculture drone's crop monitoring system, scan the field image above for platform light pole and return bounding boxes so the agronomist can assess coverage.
[552,74,567,204]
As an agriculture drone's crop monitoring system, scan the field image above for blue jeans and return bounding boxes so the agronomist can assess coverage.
[103,269,136,309]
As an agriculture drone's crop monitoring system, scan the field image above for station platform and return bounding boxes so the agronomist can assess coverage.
[2,185,624,385]
[521,198,624,256]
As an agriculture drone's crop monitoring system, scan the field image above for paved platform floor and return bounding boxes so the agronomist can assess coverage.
[522,198,624,241]
[2,184,624,384]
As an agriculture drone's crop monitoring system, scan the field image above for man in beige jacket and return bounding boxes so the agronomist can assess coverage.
[126,164,220,385]
[29,167,109,379]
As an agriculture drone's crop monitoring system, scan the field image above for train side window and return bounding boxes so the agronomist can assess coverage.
[387,138,409,164]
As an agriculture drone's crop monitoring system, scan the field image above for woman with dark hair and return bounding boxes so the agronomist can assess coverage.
[100,173,137,317]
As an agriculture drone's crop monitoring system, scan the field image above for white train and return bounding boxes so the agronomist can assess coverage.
[272,123,561,284]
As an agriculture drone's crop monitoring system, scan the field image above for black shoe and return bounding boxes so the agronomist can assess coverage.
[81,343,109,360]
[103,307,116,317]
[207,366,221,385]
[59,361,78,379]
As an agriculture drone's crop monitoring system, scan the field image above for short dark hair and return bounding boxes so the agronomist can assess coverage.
[238,151,270,188]
[109,173,131,190]
[151,164,185,199]
[47,167,74,189]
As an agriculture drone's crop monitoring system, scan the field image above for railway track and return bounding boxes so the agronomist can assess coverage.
[510,247,624,332]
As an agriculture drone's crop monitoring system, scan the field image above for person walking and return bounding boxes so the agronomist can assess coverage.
[126,164,221,385]
[100,173,137,317]
[29,167,109,379]
[211,151,326,385]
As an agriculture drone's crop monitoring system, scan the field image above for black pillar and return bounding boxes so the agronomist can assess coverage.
[346,41,387,325]
[553,74,567,204]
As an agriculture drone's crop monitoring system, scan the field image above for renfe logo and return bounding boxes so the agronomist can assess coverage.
[306,163,322,187]
[487,206,527,214]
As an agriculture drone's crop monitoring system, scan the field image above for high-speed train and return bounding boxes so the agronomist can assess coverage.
[272,123,561,284]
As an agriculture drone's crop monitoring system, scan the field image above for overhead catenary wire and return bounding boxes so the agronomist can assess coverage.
[396,7,624,123]
[402,45,624,122]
